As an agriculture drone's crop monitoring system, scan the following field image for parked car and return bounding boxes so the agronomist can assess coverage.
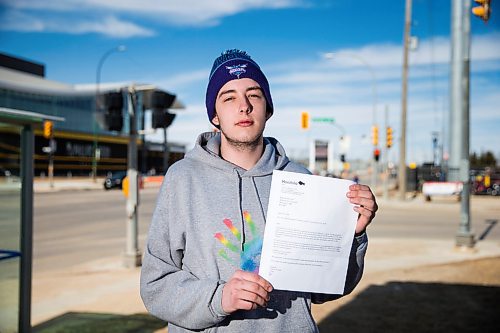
[103,171,127,190]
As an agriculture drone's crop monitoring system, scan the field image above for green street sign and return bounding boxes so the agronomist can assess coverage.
[312,117,335,123]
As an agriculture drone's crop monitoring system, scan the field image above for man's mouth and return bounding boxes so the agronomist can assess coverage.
[236,120,254,127]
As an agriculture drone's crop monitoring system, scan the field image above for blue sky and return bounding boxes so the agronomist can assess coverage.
[1,0,499,165]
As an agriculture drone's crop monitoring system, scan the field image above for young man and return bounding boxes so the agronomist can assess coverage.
[141,49,378,332]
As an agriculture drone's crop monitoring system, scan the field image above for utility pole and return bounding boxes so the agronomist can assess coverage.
[399,0,412,200]
[124,87,142,267]
[450,0,474,248]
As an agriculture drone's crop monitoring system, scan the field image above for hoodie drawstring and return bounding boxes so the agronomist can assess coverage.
[251,177,267,225]
[233,169,245,251]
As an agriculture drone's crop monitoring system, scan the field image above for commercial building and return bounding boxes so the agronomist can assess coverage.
[0,52,185,178]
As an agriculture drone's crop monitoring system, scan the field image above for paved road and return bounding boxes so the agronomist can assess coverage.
[33,188,159,272]
[32,188,500,274]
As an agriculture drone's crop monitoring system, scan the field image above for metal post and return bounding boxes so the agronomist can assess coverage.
[163,127,170,173]
[124,88,142,267]
[48,138,54,188]
[450,0,474,248]
[20,124,33,333]
[399,0,412,200]
[383,105,389,200]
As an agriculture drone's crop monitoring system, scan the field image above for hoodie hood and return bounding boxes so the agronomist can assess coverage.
[185,132,290,177]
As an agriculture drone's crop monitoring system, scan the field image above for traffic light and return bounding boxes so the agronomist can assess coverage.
[374,148,380,162]
[104,92,124,132]
[151,91,177,129]
[301,111,309,130]
[43,120,53,139]
[152,110,176,129]
[371,125,379,146]
[472,0,491,21]
[386,126,393,148]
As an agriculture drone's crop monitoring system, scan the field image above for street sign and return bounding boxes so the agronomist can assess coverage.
[312,117,335,123]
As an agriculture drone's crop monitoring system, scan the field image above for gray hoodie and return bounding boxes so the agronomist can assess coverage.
[140,132,368,332]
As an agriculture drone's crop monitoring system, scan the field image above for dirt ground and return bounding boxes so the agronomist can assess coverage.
[33,256,500,332]
[313,256,500,333]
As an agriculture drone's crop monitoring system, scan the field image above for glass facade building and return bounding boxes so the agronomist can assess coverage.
[0,55,185,177]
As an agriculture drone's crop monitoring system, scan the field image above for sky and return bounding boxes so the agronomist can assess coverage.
[1,0,499,166]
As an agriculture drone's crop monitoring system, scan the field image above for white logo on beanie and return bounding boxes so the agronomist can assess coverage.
[226,64,247,78]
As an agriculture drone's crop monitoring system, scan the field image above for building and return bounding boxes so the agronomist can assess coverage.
[0,52,185,177]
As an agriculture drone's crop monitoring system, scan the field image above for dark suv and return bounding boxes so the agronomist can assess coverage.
[103,171,127,190]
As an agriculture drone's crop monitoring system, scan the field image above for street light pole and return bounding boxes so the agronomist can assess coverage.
[93,45,126,182]
[399,0,412,200]
[323,52,379,188]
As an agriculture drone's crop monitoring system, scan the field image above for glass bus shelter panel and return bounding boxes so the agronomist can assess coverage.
[0,122,22,333]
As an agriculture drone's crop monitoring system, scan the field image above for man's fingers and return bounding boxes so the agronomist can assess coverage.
[222,270,273,313]
[354,205,376,218]
[233,270,273,292]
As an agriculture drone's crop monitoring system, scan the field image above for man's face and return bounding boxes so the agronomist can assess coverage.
[213,78,269,149]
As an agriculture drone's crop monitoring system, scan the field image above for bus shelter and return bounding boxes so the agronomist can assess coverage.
[0,107,64,333]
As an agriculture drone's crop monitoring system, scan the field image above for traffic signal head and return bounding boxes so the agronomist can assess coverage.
[151,91,177,129]
[472,0,491,21]
[374,148,380,162]
[386,126,393,148]
[43,120,53,139]
[371,125,379,146]
[301,111,309,130]
[104,92,124,132]
[152,110,176,129]
[151,91,176,110]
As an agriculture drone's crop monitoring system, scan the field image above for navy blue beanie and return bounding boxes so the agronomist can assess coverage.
[205,49,273,126]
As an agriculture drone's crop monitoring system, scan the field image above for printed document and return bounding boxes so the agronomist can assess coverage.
[259,170,358,294]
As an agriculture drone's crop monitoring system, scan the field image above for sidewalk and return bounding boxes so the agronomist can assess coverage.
[34,177,107,193]
[34,176,163,193]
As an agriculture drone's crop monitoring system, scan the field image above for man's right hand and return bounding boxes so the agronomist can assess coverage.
[221,270,273,313]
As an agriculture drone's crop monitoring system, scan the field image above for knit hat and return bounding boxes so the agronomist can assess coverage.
[205,49,273,126]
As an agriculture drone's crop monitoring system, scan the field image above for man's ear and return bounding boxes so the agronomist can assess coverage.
[266,110,272,120]
[212,113,220,126]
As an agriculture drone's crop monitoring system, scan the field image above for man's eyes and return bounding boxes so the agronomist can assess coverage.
[221,92,262,102]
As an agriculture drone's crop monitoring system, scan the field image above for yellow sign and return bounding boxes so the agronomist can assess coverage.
[122,176,129,198]
[301,111,310,130]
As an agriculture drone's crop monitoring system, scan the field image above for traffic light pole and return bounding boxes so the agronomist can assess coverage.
[124,88,142,268]
[450,0,474,248]
[383,106,389,200]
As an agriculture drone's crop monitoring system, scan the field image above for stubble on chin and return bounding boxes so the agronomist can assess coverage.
[221,130,263,152]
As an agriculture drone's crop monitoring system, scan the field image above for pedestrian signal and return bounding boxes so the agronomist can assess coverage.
[374,148,380,162]
[301,111,309,130]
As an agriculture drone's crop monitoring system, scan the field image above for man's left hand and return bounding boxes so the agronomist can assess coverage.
[346,184,378,234]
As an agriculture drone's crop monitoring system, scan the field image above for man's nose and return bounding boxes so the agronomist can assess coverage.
[239,97,252,114]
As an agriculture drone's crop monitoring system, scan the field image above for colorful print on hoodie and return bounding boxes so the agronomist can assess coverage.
[140,132,368,333]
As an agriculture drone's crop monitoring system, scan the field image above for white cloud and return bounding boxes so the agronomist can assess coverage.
[0,10,155,37]
[0,0,307,34]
